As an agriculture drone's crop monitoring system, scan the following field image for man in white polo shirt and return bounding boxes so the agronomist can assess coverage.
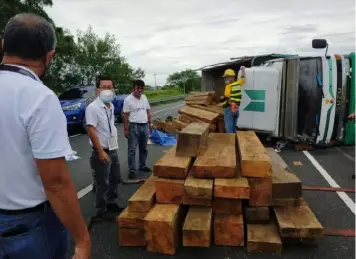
[123,80,153,179]
[0,13,90,258]
[86,75,122,219]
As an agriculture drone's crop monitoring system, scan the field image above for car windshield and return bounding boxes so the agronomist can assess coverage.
[59,87,95,100]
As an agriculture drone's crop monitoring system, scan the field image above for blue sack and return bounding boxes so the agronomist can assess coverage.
[150,129,177,146]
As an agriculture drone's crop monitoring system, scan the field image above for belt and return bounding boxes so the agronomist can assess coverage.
[92,147,110,153]
[129,122,147,125]
[0,201,50,215]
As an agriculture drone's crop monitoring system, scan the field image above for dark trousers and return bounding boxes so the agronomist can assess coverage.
[91,149,121,214]
[128,123,149,171]
[0,203,69,259]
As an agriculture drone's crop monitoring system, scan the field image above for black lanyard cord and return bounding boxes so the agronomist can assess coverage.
[105,108,112,135]
[0,64,38,81]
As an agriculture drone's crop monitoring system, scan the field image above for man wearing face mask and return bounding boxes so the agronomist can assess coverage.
[85,75,123,219]
[221,66,246,133]
[123,80,153,180]
[0,14,90,258]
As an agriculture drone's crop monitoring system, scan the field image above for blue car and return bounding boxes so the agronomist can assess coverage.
[59,85,128,132]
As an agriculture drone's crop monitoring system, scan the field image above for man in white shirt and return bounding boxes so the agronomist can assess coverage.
[85,75,122,219]
[123,80,153,179]
[0,13,90,258]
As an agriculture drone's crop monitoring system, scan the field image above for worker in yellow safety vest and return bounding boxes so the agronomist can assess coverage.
[221,66,246,133]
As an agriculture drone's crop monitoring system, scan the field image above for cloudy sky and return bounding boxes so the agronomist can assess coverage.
[46,0,355,85]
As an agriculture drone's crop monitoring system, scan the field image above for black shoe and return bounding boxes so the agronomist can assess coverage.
[139,166,152,173]
[107,203,124,214]
[128,170,136,180]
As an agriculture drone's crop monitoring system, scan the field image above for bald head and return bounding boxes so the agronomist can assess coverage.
[2,13,56,60]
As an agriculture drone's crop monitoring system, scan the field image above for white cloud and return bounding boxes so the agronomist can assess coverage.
[46,0,355,85]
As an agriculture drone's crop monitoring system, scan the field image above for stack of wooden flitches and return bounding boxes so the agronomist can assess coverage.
[117,127,325,255]
[153,91,226,133]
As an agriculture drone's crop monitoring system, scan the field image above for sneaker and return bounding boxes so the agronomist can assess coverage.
[128,170,136,180]
[139,166,152,173]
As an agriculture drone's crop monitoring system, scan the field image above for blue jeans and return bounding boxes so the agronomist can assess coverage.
[224,107,239,133]
[128,123,149,171]
[0,203,69,259]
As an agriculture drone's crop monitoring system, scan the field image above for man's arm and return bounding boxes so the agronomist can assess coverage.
[27,93,90,252]
[123,98,130,137]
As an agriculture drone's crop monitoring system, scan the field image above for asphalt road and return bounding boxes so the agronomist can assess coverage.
[66,101,355,259]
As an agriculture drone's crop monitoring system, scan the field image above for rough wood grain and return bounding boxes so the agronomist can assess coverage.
[128,176,156,213]
[245,206,270,224]
[214,214,244,246]
[171,120,188,131]
[217,117,225,133]
[213,198,242,214]
[192,133,236,178]
[189,104,224,116]
[144,204,182,255]
[248,173,272,207]
[154,146,192,179]
[176,123,210,157]
[178,114,217,131]
[184,172,213,200]
[237,131,271,178]
[179,106,219,123]
[214,177,249,199]
[156,178,184,204]
[183,207,212,247]
[153,120,176,133]
[274,199,324,238]
[119,228,146,247]
[273,198,302,207]
[183,194,212,207]
[247,222,282,254]
[117,208,146,229]
[266,148,302,199]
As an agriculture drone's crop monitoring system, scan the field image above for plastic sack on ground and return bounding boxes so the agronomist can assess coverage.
[149,129,177,146]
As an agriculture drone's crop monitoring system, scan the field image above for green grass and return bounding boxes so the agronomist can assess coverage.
[145,88,183,100]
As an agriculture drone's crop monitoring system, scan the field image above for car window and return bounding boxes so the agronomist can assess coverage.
[58,89,82,100]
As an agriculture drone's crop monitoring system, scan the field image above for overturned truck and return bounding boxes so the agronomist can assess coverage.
[200,52,355,146]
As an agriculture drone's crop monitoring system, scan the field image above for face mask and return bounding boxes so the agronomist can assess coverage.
[99,89,115,103]
[224,79,231,85]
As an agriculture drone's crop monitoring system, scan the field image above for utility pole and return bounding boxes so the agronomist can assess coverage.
[154,73,157,89]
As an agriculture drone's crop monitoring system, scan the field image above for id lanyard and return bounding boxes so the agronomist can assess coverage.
[105,108,113,136]
[0,64,38,81]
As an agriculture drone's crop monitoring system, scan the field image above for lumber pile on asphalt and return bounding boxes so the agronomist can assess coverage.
[153,91,225,134]
[117,130,324,255]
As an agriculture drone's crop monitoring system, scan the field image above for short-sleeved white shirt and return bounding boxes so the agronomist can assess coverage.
[0,65,72,210]
[123,94,150,123]
[85,97,117,149]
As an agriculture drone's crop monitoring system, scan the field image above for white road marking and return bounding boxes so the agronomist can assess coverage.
[336,147,355,162]
[303,151,355,215]
[69,134,82,138]
[77,184,93,199]
[152,104,184,115]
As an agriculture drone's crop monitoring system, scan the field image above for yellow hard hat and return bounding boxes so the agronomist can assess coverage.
[222,69,236,77]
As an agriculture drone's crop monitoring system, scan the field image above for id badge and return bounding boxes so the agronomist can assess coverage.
[108,136,118,151]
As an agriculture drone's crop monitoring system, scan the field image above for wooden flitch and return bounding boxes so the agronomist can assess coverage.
[183,207,212,247]
[128,176,156,213]
[237,131,271,178]
[176,122,210,157]
[153,146,192,179]
[192,133,236,178]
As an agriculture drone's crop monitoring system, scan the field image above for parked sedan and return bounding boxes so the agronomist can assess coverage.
[59,85,126,132]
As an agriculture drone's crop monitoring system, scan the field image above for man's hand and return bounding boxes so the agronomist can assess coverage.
[231,103,239,113]
[149,124,153,134]
[125,129,129,138]
[72,242,91,259]
[98,150,110,164]
[348,113,355,120]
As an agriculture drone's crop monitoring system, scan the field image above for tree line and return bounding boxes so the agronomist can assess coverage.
[0,0,201,94]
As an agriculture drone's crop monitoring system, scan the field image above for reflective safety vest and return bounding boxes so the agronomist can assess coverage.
[222,78,244,107]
